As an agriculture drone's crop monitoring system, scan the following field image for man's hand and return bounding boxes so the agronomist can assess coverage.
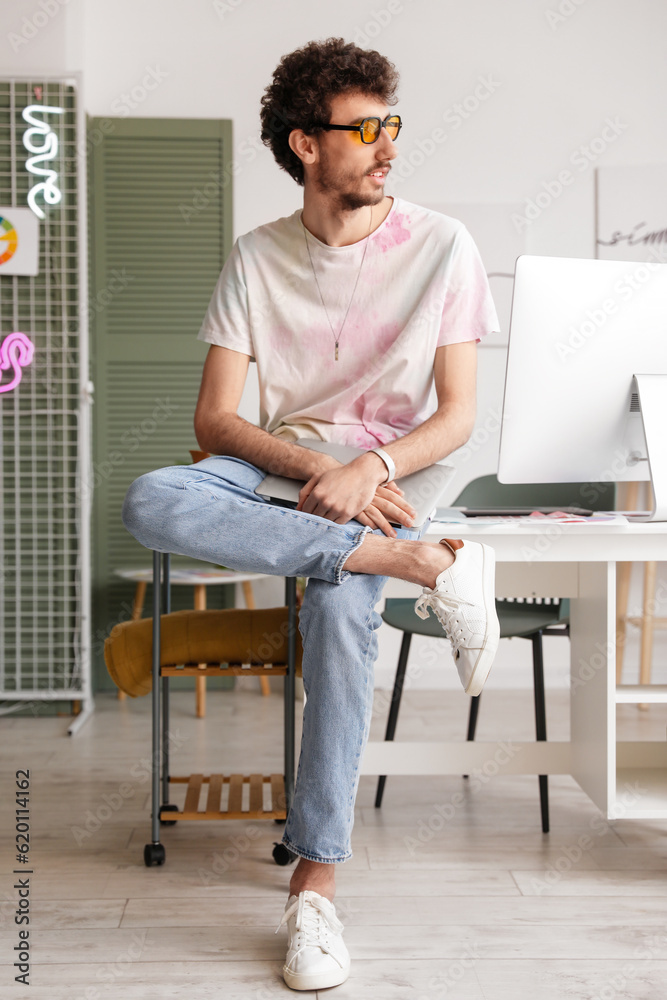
[354,480,416,536]
[296,455,416,537]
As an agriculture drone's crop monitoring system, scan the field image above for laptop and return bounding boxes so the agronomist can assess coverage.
[255,439,455,528]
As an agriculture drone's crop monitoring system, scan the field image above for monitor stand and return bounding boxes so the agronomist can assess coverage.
[631,374,667,522]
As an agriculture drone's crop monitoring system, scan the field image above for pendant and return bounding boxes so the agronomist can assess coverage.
[335,341,339,361]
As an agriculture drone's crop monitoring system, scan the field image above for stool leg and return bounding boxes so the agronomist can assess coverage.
[375,632,412,808]
[150,550,162,846]
[639,560,657,711]
[161,556,171,807]
[532,631,549,833]
[616,480,640,683]
[242,580,270,697]
[118,580,148,701]
[615,562,632,684]
[194,584,207,718]
[134,580,147,619]
[284,577,297,814]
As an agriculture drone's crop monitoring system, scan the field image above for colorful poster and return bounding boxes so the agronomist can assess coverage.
[0,207,39,276]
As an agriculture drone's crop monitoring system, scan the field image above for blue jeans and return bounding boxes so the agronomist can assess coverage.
[122,455,424,863]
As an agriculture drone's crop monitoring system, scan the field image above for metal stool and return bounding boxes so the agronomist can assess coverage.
[143,551,299,867]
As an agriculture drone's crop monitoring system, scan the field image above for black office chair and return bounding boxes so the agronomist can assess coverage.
[374,475,616,833]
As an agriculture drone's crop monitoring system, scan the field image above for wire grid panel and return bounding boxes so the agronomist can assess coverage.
[0,78,87,701]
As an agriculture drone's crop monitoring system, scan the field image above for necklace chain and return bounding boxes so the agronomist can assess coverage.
[302,207,373,361]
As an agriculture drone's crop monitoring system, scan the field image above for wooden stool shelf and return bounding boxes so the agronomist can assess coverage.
[161,664,288,677]
[163,773,287,821]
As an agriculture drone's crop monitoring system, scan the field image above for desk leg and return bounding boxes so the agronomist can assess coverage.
[241,580,270,697]
[117,580,148,701]
[194,584,207,719]
[570,561,616,818]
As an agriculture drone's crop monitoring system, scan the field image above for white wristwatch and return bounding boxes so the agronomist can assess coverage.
[369,447,396,484]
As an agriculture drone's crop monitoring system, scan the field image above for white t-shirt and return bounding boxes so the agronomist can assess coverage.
[197,197,500,449]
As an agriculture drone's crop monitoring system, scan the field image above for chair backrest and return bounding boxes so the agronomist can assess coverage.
[454,474,615,512]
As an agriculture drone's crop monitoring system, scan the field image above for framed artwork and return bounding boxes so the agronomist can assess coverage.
[596,165,667,263]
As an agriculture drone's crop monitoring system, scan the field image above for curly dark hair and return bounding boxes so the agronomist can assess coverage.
[260,37,399,186]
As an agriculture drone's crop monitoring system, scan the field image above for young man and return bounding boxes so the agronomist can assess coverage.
[122,38,500,992]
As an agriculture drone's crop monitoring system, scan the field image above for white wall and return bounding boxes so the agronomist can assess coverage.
[3,0,666,686]
[3,0,666,245]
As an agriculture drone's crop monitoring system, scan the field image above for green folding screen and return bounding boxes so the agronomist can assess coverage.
[88,117,233,690]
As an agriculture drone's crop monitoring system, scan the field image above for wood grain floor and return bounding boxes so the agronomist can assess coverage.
[1,686,667,999]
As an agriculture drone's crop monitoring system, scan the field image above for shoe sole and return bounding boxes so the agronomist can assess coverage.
[463,543,500,698]
[283,963,350,991]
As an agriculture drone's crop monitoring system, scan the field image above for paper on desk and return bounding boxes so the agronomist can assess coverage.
[431,511,628,527]
[515,512,628,526]
[432,508,467,523]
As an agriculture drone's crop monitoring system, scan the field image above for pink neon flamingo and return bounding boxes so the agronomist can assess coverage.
[0,333,35,394]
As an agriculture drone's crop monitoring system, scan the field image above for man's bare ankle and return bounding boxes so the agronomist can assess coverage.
[343,533,456,588]
[289,859,336,901]
[289,880,336,902]
[419,541,456,589]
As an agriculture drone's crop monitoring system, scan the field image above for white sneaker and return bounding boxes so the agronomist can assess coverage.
[415,539,499,697]
[275,889,350,991]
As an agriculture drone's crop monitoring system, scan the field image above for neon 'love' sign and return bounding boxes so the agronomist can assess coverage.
[21,104,64,220]
[0,333,34,394]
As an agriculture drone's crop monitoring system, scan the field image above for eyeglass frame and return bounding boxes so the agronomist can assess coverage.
[317,114,402,144]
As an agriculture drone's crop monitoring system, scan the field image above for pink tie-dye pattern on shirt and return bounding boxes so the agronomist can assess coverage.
[371,211,411,253]
[346,425,391,449]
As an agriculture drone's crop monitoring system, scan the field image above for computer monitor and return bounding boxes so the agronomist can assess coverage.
[498,254,667,521]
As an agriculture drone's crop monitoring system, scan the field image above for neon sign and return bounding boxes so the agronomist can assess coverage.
[21,105,64,220]
[0,333,34,394]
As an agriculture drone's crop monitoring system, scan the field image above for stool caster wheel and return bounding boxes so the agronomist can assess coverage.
[160,804,179,826]
[272,842,297,866]
[144,843,166,867]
